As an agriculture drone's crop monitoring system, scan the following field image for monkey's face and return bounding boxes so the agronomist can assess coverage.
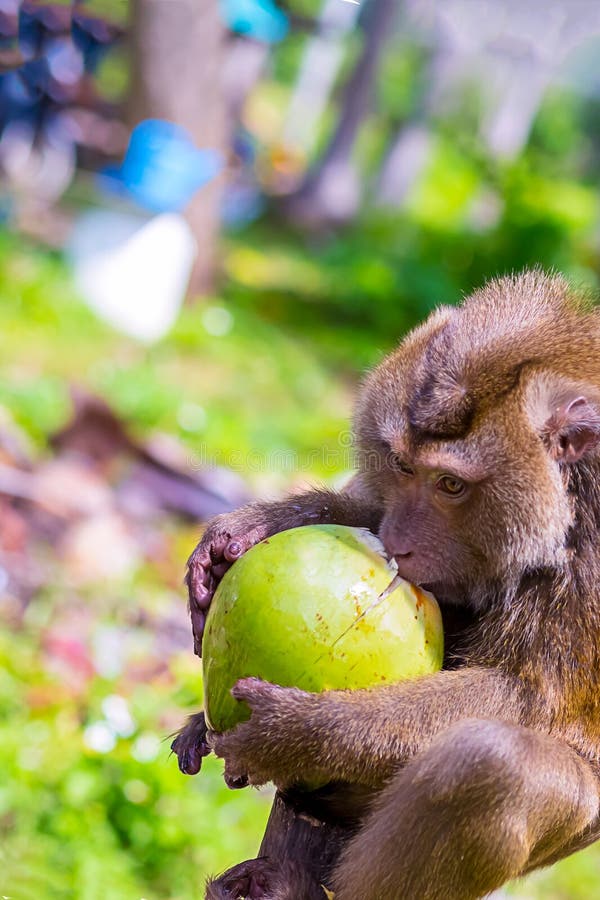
[355,366,578,608]
[369,416,571,606]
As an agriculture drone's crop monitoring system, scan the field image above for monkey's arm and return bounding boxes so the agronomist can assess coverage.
[210,667,531,789]
[187,478,381,654]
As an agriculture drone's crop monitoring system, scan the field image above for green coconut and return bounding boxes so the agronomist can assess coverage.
[202,524,444,733]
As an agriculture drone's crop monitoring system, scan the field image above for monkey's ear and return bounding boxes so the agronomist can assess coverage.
[542,395,600,463]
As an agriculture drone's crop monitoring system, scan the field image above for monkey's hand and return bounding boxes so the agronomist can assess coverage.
[186,486,382,656]
[186,511,274,656]
[209,678,329,790]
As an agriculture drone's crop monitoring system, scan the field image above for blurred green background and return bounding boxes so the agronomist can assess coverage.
[2,0,600,897]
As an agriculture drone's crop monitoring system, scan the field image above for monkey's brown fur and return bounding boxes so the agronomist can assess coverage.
[175,271,600,899]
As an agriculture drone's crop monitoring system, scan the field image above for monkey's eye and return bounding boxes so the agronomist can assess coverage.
[389,454,414,476]
[436,474,466,497]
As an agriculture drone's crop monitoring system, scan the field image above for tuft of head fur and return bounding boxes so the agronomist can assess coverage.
[356,270,599,445]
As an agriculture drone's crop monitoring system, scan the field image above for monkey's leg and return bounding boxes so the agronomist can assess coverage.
[333,719,600,900]
[206,786,360,899]
[528,799,600,870]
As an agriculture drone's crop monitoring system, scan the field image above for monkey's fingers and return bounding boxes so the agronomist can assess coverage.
[209,726,249,763]
[186,553,213,612]
[186,539,224,653]
[230,676,271,701]
[207,727,253,788]
[186,532,250,612]
[224,755,266,789]
[223,526,270,562]
[224,768,250,789]
[207,727,230,759]
[231,676,303,711]
[224,539,244,561]
[190,607,206,656]
[186,526,272,653]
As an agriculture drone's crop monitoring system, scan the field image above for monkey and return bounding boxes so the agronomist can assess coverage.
[172,270,600,899]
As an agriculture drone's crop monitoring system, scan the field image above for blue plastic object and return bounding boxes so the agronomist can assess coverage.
[100,119,222,214]
[219,0,289,44]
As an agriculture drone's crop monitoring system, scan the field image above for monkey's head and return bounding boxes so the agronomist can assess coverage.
[354,271,600,606]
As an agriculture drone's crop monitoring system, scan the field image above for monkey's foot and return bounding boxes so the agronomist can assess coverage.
[171,711,211,775]
[205,858,330,900]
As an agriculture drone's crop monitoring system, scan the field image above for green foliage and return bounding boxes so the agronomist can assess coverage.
[0,621,271,900]
[0,235,354,487]
[506,847,600,899]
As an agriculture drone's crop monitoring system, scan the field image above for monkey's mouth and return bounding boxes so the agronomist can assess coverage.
[418,581,461,605]
[420,583,448,602]
[413,578,442,594]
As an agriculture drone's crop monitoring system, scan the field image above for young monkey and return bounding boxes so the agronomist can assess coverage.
[173,271,600,900]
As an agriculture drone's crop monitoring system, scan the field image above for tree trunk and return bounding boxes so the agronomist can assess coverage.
[283,0,397,228]
[129,0,227,297]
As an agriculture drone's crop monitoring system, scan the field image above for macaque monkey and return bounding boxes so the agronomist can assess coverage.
[173,271,600,899]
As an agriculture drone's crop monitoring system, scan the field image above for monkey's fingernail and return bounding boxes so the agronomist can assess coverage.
[225,541,243,560]
[225,772,249,789]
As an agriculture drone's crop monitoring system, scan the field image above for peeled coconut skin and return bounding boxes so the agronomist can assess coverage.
[202,524,444,733]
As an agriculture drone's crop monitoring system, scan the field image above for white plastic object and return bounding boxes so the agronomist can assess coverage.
[66,209,197,343]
